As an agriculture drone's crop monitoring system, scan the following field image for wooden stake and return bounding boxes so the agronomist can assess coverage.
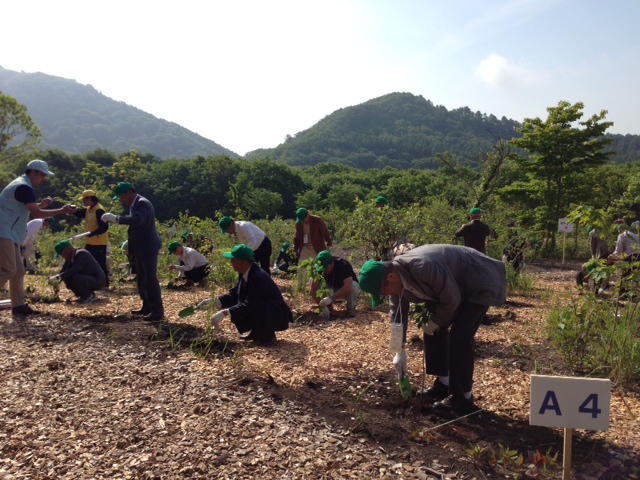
[562,427,573,480]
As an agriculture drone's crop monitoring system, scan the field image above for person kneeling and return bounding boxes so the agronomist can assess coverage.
[311,250,360,318]
[167,241,210,286]
[210,244,291,346]
[49,240,106,303]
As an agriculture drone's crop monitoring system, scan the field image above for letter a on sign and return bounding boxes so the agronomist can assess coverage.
[538,391,562,416]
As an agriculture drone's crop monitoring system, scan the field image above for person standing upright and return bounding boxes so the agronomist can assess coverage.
[0,160,76,315]
[71,190,110,286]
[102,182,164,323]
[455,207,491,254]
[293,208,332,265]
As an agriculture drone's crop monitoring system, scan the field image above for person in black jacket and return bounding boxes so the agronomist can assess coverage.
[48,240,106,303]
[102,182,164,323]
[455,207,492,254]
[210,244,291,346]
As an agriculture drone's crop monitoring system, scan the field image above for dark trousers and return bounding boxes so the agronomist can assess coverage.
[130,249,164,317]
[254,236,272,275]
[184,263,210,282]
[85,244,109,286]
[423,301,488,395]
[63,273,106,299]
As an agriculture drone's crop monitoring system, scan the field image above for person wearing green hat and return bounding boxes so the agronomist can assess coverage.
[208,244,292,346]
[21,217,54,274]
[455,207,492,254]
[219,216,272,274]
[102,182,164,323]
[1,159,77,316]
[48,239,106,303]
[375,196,389,208]
[311,250,360,318]
[358,244,506,415]
[273,241,296,273]
[70,189,110,286]
[577,225,611,288]
[293,207,332,267]
[609,222,640,261]
[167,241,210,286]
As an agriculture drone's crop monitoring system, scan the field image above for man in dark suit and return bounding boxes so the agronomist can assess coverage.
[455,207,492,254]
[102,182,164,323]
[48,240,106,303]
[211,244,291,346]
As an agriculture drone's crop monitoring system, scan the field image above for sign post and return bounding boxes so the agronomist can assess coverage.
[530,375,610,480]
[557,218,574,266]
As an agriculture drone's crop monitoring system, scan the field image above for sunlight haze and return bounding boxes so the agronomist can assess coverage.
[2,0,639,155]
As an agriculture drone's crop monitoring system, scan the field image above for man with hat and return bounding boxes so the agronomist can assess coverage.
[48,240,106,303]
[167,241,210,286]
[102,182,164,323]
[358,244,506,414]
[219,216,272,274]
[210,244,292,346]
[70,189,110,286]
[22,217,54,273]
[455,207,492,254]
[311,250,360,318]
[0,159,77,316]
[375,196,389,208]
[609,223,640,261]
[273,241,296,273]
[293,207,332,266]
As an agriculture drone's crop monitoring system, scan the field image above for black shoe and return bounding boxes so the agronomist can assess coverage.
[12,304,39,316]
[252,334,277,346]
[416,380,449,400]
[143,313,164,323]
[433,394,479,415]
[131,308,150,315]
[240,331,257,341]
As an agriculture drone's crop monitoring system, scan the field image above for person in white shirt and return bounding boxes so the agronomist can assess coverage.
[609,223,640,260]
[167,241,210,286]
[219,216,272,274]
[22,217,52,273]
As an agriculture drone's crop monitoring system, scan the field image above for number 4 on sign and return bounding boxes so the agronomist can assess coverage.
[530,375,611,480]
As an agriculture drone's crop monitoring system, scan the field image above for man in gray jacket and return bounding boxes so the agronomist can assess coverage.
[49,240,106,303]
[359,244,506,414]
[103,182,164,323]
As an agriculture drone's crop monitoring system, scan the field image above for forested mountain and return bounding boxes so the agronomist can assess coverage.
[248,92,640,169]
[0,66,238,160]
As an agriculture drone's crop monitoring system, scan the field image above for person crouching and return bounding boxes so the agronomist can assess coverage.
[167,241,210,286]
[49,240,106,303]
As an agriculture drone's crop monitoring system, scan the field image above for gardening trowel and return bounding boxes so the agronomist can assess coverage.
[178,298,214,318]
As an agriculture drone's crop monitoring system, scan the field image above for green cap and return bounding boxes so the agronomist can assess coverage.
[281,241,291,253]
[375,196,388,205]
[222,244,255,261]
[112,182,133,200]
[219,216,233,233]
[168,241,181,255]
[181,231,190,239]
[617,223,629,232]
[469,207,482,215]
[587,225,594,233]
[296,208,308,223]
[359,260,385,307]
[316,250,333,272]
[55,240,72,258]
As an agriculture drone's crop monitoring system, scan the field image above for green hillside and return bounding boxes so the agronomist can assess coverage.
[0,66,238,160]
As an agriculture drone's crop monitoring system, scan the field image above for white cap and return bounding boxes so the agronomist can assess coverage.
[27,159,54,176]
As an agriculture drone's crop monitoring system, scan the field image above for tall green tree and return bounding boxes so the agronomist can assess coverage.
[0,92,41,166]
[508,101,613,249]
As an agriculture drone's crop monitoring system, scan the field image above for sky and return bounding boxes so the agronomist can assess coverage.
[2,0,639,156]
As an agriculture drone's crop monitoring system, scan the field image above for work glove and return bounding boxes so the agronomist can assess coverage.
[392,349,407,381]
[48,275,61,286]
[321,306,330,319]
[318,296,334,308]
[102,213,117,223]
[196,298,212,310]
[211,311,225,330]
[422,320,439,335]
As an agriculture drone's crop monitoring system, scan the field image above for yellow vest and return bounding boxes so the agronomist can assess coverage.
[85,202,108,246]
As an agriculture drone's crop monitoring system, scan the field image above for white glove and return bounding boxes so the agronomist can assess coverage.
[393,350,407,381]
[102,213,117,223]
[196,298,212,310]
[321,306,330,319]
[422,320,439,335]
[211,311,225,329]
[48,275,61,286]
[318,296,333,308]
[215,297,222,308]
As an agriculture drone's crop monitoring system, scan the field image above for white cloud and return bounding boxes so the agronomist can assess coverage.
[475,53,548,88]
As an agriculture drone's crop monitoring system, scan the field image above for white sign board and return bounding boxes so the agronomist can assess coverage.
[558,218,574,234]
[530,375,610,430]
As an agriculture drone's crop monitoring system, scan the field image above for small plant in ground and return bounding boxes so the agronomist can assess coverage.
[506,265,537,296]
[466,443,559,478]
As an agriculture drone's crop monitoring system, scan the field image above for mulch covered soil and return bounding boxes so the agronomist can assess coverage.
[1,261,638,479]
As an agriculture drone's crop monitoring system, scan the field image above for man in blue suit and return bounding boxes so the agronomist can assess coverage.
[103,182,164,323]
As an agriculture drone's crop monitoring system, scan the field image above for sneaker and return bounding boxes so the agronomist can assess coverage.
[433,394,479,415]
[81,294,98,304]
[12,304,39,316]
[416,380,449,400]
